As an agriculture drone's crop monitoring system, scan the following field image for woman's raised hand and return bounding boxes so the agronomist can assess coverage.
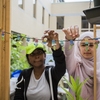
[42,30,60,50]
[62,25,79,40]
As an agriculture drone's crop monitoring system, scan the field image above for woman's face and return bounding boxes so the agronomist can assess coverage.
[28,49,46,68]
[79,37,95,59]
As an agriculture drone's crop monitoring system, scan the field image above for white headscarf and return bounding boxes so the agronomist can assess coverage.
[75,31,100,100]
[74,31,94,82]
[65,31,100,100]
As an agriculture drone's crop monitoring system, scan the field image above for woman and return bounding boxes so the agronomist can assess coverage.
[14,30,66,100]
[63,26,100,100]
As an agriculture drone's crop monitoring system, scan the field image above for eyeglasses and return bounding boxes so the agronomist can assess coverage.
[30,49,44,56]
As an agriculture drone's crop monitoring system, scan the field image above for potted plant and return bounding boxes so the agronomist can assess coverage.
[61,76,89,100]
[11,34,30,74]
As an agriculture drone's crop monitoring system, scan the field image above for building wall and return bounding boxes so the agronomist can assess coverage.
[50,2,94,39]
[11,0,94,39]
[11,0,51,38]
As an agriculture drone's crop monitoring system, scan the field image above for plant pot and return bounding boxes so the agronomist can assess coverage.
[94,0,100,7]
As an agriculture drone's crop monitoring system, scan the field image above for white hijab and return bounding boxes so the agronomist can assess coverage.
[75,31,94,80]
[75,31,100,99]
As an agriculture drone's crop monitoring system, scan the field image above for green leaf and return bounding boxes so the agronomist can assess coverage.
[61,86,74,100]
[76,78,89,96]
[10,33,30,74]
[70,76,77,92]
[76,95,83,100]
[75,77,80,86]
[21,34,26,37]
[63,76,75,92]
[66,95,73,100]
[61,76,89,100]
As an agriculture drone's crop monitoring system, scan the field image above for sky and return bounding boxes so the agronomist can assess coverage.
[64,0,93,2]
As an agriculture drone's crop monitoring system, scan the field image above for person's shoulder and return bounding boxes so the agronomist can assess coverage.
[45,66,54,72]
[45,66,50,70]
[22,68,33,74]
[45,66,54,69]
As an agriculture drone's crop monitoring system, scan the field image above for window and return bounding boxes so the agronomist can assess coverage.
[82,16,88,28]
[57,16,64,29]
[57,0,65,2]
[33,0,36,18]
[81,16,93,32]
[18,0,24,9]
[42,7,45,24]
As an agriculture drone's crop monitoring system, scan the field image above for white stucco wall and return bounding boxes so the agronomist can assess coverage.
[50,2,94,39]
[11,0,94,39]
[11,0,51,38]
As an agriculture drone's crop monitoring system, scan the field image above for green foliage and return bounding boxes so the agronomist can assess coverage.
[49,59,53,62]
[61,76,89,100]
[10,34,30,74]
